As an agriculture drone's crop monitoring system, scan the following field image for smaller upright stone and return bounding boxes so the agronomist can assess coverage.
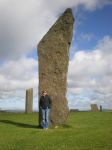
[91,104,99,112]
[25,88,33,113]
[100,105,102,112]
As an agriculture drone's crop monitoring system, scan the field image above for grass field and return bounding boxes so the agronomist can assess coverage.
[0,112,112,150]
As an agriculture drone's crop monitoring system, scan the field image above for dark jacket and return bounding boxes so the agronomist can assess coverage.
[39,95,52,109]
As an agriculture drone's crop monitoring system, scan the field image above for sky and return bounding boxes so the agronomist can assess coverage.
[0,0,112,111]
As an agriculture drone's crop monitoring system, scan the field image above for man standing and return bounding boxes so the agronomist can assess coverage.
[39,91,52,129]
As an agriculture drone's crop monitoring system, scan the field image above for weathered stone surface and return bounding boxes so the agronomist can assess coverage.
[37,8,74,126]
[91,104,99,112]
[25,88,33,113]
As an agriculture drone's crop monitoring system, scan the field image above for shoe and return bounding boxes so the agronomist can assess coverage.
[55,126,58,129]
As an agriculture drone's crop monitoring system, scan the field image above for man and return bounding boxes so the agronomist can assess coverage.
[39,90,52,129]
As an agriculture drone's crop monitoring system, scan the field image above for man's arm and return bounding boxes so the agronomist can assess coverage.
[39,97,42,108]
[49,96,52,108]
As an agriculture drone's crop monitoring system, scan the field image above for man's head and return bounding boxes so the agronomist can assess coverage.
[42,90,47,96]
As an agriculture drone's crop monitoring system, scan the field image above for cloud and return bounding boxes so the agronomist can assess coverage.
[78,33,94,42]
[44,0,112,12]
[67,36,112,110]
[0,0,111,60]
[0,57,38,100]
[0,0,56,60]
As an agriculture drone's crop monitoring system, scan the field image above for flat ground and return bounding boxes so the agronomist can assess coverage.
[0,112,112,150]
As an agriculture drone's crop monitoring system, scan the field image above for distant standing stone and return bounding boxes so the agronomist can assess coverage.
[25,88,33,113]
[100,105,102,112]
[37,8,74,126]
[91,104,99,112]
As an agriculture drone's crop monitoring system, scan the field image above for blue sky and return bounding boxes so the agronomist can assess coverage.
[0,0,112,111]
[73,5,112,50]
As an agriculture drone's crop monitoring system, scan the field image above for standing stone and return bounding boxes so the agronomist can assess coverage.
[25,88,33,113]
[37,8,74,126]
[91,104,99,112]
[100,105,102,112]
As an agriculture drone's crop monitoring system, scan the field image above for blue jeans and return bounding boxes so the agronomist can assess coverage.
[41,108,50,128]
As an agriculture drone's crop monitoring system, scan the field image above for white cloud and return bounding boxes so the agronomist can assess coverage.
[0,57,37,80]
[0,0,111,60]
[0,57,38,100]
[78,33,94,42]
[0,0,56,60]
[67,36,112,110]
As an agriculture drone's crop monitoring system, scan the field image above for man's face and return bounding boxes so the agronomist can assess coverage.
[43,91,47,96]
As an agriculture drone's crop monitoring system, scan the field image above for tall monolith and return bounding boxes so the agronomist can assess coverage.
[25,88,33,113]
[38,8,74,126]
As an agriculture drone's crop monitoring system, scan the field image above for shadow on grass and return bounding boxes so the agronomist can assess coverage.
[0,120,72,130]
[0,120,42,129]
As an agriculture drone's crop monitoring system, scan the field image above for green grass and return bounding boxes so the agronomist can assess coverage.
[0,112,112,150]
